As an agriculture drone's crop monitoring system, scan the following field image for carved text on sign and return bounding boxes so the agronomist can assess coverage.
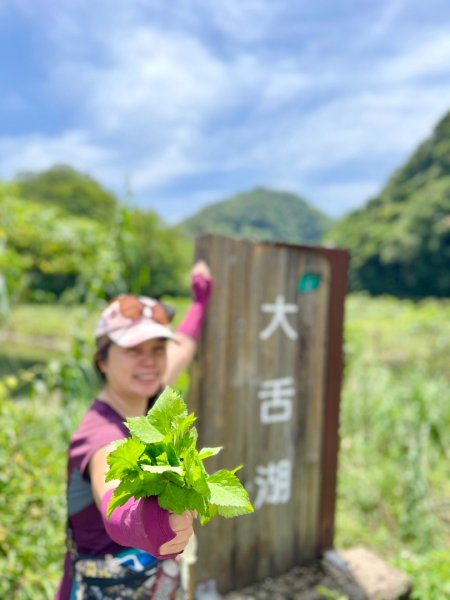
[258,377,295,424]
[259,294,298,340]
[253,458,293,509]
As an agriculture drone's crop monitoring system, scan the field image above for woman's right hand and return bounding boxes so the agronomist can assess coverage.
[191,260,213,305]
[159,511,196,555]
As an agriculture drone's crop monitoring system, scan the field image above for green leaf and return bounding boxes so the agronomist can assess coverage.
[143,442,166,464]
[180,488,209,515]
[158,482,208,515]
[147,387,187,435]
[164,443,181,466]
[106,475,145,518]
[199,503,218,526]
[105,438,146,482]
[207,469,253,508]
[215,503,254,518]
[107,487,133,519]
[125,417,165,444]
[162,470,186,487]
[183,447,210,498]
[157,481,189,515]
[141,464,183,475]
[175,425,198,457]
[198,447,222,460]
[139,471,166,497]
[176,412,197,433]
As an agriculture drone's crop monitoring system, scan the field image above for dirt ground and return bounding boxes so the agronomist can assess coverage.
[191,545,411,600]
[218,548,412,600]
[221,559,368,600]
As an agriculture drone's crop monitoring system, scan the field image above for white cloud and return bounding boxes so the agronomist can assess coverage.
[375,31,450,83]
[130,146,199,192]
[0,131,116,186]
[157,186,236,224]
[293,89,447,172]
[307,180,383,217]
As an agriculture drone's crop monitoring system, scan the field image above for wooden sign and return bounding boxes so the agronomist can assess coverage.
[188,235,349,595]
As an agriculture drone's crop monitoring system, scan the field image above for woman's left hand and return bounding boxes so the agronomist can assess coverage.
[159,510,196,555]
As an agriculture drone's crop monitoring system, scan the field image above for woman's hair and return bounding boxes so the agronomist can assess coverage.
[93,336,111,382]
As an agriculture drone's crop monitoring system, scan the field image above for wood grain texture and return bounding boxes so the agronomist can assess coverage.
[188,235,348,594]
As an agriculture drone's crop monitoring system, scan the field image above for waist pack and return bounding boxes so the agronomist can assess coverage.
[71,549,180,600]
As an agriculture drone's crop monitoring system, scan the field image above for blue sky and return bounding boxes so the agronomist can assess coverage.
[1,0,450,223]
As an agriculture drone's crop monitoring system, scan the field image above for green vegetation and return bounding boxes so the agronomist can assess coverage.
[326,111,450,299]
[0,169,193,303]
[180,187,333,245]
[335,294,450,599]
[0,394,84,599]
[16,164,118,223]
[106,387,253,523]
[0,294,448,598]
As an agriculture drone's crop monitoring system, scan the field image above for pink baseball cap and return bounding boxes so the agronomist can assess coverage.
[94,295,176,347]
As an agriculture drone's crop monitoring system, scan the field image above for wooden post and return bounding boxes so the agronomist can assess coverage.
[187,234,348,595]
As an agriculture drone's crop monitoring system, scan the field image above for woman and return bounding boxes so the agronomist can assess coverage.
[55,261,212,599]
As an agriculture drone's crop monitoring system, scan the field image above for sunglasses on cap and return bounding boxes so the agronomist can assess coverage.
[111,294,175,325]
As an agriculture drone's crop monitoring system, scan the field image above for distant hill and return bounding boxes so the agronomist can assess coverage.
[326,111,450,298]
[179,187,333,245]
[16,164,118,223]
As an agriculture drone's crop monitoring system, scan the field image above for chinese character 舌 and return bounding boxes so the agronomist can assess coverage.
[258,377,295,424]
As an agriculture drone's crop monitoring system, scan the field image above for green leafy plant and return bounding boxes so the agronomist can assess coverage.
[106,387,254,524]
[393,550,450,599]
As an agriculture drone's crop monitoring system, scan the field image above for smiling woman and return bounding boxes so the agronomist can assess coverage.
[98,339,169,415]
[54,261,213,600]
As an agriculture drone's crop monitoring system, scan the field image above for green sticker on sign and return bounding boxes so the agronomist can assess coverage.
[298,272,321,293]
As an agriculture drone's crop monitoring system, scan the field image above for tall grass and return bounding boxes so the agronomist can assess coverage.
[336,294,450,598]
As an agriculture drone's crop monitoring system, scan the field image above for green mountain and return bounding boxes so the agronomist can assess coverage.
[179,187,333,245]
[326,111,450,298]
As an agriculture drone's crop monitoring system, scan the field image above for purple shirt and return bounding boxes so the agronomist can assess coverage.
[55,398,154,599]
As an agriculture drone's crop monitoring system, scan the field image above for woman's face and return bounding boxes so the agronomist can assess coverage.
[100,338,168,402]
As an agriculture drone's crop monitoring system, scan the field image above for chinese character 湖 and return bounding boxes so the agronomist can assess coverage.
[253,458,292,509]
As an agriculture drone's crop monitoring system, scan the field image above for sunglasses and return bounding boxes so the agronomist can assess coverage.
[113,295,175,325]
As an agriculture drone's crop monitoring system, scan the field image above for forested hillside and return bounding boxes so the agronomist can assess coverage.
[180,187,333,245]
[0,167,192,304]
[326,111,450,299]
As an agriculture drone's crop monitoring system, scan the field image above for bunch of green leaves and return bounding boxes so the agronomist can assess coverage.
[106,387,254,524]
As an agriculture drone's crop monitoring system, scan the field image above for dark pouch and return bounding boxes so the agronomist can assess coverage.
[72,553,159,600]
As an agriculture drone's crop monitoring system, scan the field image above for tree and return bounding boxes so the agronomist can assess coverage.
[16,165,118,224]
[326,111,450,298]
[115,207,193,298]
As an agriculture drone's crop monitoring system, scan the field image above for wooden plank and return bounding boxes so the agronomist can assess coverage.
[188,235,346,595]
[317,248,349,551]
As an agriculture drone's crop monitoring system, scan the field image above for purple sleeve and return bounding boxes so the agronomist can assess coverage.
[176,273,212,341]
[101,490,179,559]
